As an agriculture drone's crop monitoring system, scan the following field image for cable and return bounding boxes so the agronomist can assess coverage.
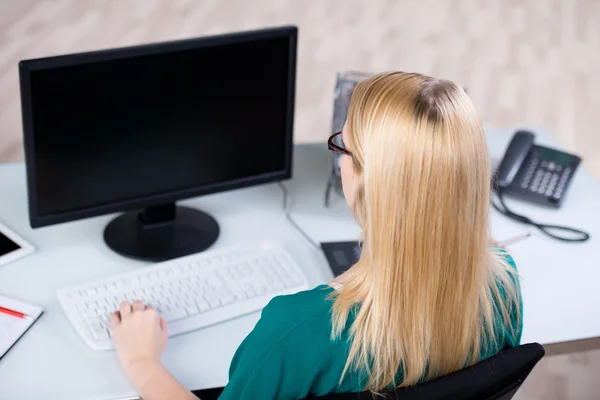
[491,189,590,243]
[277,182,321,250]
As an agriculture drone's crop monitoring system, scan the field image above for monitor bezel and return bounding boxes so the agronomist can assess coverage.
[19,26,297,228]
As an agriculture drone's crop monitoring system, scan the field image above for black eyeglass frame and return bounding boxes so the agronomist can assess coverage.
[327,131,352,156]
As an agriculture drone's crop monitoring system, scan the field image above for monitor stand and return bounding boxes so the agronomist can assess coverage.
[103,202,219,262]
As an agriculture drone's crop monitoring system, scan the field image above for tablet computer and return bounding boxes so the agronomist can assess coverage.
[0,222,35,267]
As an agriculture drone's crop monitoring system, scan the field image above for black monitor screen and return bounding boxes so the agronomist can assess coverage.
[24,31,294,221]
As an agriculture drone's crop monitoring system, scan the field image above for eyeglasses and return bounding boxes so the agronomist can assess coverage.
[328,131,352,156]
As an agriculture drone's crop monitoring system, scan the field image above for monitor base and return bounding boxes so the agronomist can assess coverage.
[104,204,219,262]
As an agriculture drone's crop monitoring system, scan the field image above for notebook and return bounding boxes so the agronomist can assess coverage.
[0,295,43,359]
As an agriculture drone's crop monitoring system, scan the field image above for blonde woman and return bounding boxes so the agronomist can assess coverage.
[109,71,522,399]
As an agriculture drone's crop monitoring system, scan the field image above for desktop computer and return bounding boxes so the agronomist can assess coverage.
[19,26,297,262]
[18,27,311,349]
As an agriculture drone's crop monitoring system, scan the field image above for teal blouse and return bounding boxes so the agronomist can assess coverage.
[217,255,522,399]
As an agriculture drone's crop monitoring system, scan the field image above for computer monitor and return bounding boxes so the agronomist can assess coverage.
[19,26,297,262]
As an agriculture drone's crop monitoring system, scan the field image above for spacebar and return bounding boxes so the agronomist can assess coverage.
[161,308,187,322]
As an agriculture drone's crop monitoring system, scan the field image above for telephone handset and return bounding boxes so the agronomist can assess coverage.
[492,130,589,242]
[496,130,581,208]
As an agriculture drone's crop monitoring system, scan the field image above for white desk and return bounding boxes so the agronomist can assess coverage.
[0,128,599,400]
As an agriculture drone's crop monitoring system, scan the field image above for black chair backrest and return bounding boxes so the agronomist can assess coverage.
[192,343,544,400]
[307,343,545,400]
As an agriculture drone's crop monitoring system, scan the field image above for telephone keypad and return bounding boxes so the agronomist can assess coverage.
[503,141,580,209]
[517,150,577,206]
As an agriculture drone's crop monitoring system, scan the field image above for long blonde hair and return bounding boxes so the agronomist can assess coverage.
[330,72,521,391]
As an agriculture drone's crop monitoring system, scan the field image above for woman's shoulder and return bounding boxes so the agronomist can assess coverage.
[260,284,336,328]
[231,284,337,367]
[222,285,351,399]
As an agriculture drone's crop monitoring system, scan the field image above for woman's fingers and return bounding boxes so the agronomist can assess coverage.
[132,300,145,312]
[110,311,121,328]
[120,301,133,317]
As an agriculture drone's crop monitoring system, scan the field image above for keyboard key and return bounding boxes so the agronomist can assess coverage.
[146,300,159,309]
[158,271,170,279]
[92,329,110,340]
[88,321,104,332]
[82,311,97,321]
[186,305,200,316]
[220,296,235,305]
[282,277,295,288]
[213,288,232,299]
[235,291,247,300]
[197,301,210,312]
[291,274,303,285]
[271,281,284,290]
[162,308,187,322]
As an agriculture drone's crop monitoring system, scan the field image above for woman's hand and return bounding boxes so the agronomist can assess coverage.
[110,300,168,377]
[110,301,197,400]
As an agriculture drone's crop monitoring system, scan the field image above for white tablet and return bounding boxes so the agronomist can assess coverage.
[0,222,35,267]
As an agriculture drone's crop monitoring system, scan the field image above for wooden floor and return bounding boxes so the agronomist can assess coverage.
[1,1,600,399]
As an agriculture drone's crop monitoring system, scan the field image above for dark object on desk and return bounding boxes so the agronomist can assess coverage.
[492,130,590,242]
[19,25,298,262]
[495,130,580,208]
[321,241,361,277]
[103,205,220,262]
[192,343,544,400]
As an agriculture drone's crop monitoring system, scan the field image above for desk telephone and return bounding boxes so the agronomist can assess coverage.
[493,130,589,242]
[496,130,581,208]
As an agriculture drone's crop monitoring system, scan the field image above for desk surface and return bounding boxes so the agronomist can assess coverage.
[0,128,599,400]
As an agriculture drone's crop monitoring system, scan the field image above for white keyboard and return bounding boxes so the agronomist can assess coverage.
[57,242,309,350]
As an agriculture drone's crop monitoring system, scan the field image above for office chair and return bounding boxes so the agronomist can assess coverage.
[192,343,545,400]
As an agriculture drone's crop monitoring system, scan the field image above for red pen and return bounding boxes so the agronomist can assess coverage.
[0,305,26,319]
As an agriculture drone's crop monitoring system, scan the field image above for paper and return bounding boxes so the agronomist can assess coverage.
[0,295,43,359]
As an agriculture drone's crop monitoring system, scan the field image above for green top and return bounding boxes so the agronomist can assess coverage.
[218,256,522,400]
